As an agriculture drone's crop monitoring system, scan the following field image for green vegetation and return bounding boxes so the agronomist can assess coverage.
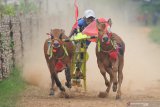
[18,0,38,14]
[0,0,38,16]
[0,67,26,107]
[140,0,160,14]
[4,5,16,16]
[139,0,160,25]
[0,3,16,16]
[149,26,160,44]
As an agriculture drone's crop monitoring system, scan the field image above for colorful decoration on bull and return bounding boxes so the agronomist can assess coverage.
[46,31,69,59]
[82,17,119,60]
[55,60,65,72]
[47,40,53,59]
[46,31,69,72]
[82,18,111,39]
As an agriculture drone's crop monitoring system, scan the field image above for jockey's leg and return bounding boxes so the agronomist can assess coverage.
[75,60,83,79]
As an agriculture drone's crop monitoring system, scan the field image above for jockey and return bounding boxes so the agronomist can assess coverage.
[69,9,96,47]
[68,9,96,85]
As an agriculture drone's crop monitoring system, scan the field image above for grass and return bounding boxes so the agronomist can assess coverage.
[149,26,160,44]
[0,67,26,107]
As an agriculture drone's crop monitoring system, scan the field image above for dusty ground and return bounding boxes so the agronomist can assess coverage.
[17,26,160,107]
[17,85,160,107]
[17,0,160,107]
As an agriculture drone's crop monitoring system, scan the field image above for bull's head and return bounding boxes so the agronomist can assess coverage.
[96,18,111,43]
[49,29,65,48]
[96,19,107,36]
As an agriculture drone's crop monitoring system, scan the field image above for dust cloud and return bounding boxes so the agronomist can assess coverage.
[22,0,160,97]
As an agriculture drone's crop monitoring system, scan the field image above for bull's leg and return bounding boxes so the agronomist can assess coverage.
[46,60,55,96]
[49,62,71,98]
[65,64,72,88]
[97,60,110,98]
[48,65,65,95]
[112,70,118,92]
[54,74,65,91]
[50,74,55,95]
[53,73,70,98]
[112,60,119,92]
[48,61,65,92]
[106,68,113,94]
[116,57,124,99]
[45,56,65,95]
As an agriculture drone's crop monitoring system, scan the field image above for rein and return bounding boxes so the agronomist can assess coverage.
[48,38,68,60]
[98,40,115,53]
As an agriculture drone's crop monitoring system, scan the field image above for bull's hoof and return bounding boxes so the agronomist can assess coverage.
[64,92,70,99]
[98,92,107,98]
[59,92,70,98]
[60,86,65,91]
[65,82,72,88]
[116,95,121,100]
[113,85,117,92]
[49,90,54,96]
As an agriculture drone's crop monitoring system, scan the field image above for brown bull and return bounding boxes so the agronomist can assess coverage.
[44,29,74,97]
[96,19,125,99]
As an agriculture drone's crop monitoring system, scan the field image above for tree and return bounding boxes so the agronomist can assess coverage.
[141,0,160,13]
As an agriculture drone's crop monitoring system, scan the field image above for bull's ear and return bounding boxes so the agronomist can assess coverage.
[108,18,112,27]
[96,19,100,24]
[59,29,65,40]
[96,19,100,29]
[50,29,53,35]
[102,23,106,29]
[61,29,65,34]
[59,34,63,40]
[46,33,50,35]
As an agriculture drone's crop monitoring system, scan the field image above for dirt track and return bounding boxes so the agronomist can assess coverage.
[17,0,160,107]
[18,26,160,107]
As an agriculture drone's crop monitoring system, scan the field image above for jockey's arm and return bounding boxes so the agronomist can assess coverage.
[69,28,77,38]
[69,18,85,38]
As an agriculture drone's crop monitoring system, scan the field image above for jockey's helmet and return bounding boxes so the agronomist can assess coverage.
[84,9,96,19]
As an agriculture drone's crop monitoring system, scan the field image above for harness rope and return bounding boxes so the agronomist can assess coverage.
[97,36,119,60]
[47,38,68,59]
[47,38,69,72]
[99,39,117,53]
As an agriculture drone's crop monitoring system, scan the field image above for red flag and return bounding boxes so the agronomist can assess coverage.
[82,18,111,42]
[82,20,98,36]
[72,0,79,30]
